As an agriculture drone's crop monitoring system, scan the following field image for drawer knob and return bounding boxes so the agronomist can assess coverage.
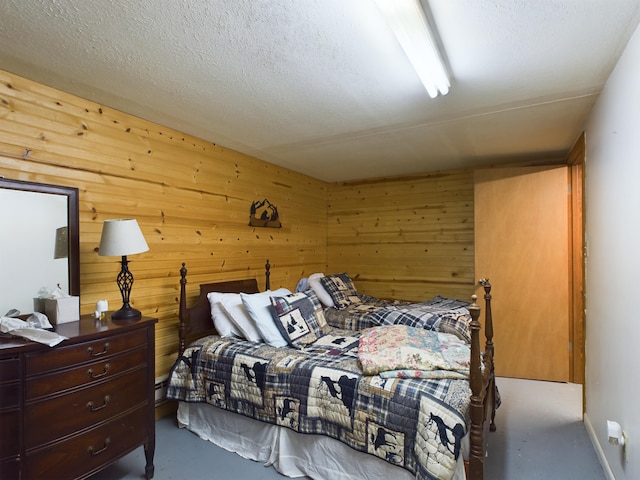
[87,363,110,379]
[88,436,111,456]
[87,395,111,412]
[87,342,110,357]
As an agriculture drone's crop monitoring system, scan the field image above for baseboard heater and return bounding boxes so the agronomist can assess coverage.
[154,374,169,406]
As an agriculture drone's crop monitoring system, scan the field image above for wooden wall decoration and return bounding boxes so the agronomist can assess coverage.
[249,198,281,228]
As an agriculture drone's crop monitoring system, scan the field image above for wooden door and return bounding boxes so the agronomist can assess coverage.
[474,166,570,382]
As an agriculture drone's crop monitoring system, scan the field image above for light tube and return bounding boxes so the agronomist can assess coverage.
[374,0,450,98]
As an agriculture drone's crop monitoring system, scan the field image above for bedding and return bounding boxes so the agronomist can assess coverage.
[207,292,244,339]
[308,272,335,308]
[177,402,457,480]
[320,272,362,309]
[358,325,471,379]
[167,326,471,480]
[309,273,471,343]
[173,262,498,480]
[270,290,330,346]
[240,288,292,347]
[324,295,473,343]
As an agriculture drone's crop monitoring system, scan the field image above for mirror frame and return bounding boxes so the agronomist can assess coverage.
[0,177,80,298]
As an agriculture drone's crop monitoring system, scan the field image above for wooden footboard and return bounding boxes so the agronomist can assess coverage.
[176,262,497,479]
[467,279,497,480]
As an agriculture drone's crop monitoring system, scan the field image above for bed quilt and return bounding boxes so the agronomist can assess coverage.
[358,325,471,380]
[167,329,471,480]
[324,295,472,343]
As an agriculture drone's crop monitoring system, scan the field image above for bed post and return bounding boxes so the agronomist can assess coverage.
[479,279,494,367]
[179,263,188,356]
[265,259,271,290]
[480,278,497,432]
[468,295,484,480]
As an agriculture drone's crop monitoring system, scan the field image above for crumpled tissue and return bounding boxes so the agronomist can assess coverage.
[0,313,67,347]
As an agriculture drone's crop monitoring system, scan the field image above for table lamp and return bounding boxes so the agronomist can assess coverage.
[98,219,149,321]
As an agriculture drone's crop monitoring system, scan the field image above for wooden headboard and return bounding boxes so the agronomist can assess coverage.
[178,261,271,355]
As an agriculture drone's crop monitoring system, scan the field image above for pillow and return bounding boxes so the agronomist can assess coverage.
[207,292,243,338]
[241,288,291,348]
[295,277,309,293]
[320,273,361,309]
[308,273,334,308]
[218,295,263,343]
[270,290,328,347]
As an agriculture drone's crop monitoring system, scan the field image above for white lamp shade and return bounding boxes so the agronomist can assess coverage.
[99,219,149,257]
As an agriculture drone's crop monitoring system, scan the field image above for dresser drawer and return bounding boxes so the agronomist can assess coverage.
[0,356,20,468]
[23,404,149,480]
[25,366,148,449]
[25,346,147,400]
[0,357,19,382]
[25,327,147,375]
[0,457,20,480]
[0,380,19,409]
[0,409,19,458]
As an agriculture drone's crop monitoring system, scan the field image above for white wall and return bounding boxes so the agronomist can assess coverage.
[584,20,640,480]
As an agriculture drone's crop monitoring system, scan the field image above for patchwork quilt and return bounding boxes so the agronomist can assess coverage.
[359,325,471,380]
[324,295,472,343]
[167,327,471,480]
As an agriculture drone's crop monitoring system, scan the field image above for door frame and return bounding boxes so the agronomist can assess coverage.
[567,133,586,385]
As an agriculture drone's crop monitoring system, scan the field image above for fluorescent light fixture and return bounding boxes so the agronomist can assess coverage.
[374,0,450,98]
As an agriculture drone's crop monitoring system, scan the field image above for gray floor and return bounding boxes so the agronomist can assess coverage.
[484,377,604,479]
[91,377,604,480]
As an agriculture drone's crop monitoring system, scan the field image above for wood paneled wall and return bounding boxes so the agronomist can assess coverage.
[327,170,475,301]
[0,70,327,377]
[0,68,480,381]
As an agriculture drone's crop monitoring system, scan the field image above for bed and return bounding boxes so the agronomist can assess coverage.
[167,261,497,480]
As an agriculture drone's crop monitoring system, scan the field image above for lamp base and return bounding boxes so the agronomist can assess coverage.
[111,304,142,322]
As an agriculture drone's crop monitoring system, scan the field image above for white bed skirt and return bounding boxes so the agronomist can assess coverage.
[177,401,467,480]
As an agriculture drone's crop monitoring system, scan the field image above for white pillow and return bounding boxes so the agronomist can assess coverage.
[308,273,334,308]
[295,277,309,292]
[207,292,243,338]
[219,295,263,342]
[241,288,291,348]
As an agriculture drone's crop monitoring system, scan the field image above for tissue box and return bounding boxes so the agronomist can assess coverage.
[44,296,80,325]
[33,297,47,314]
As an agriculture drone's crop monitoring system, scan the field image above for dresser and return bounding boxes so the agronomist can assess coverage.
[0,315,157,479]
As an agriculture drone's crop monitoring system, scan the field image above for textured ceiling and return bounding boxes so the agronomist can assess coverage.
[0,0,639,182]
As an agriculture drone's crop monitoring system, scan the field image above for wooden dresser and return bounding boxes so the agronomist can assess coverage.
[0,314,157,479]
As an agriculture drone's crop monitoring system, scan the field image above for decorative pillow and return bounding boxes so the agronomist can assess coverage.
[320,273,361,309]
[269,290,328,347]
[218,295,263,343]
[241,288,291,348]
[207,292,243,338]
[308,273,334,308]
[430,298,473,344]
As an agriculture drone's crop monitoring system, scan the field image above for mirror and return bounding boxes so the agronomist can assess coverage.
[0,178,79,315]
